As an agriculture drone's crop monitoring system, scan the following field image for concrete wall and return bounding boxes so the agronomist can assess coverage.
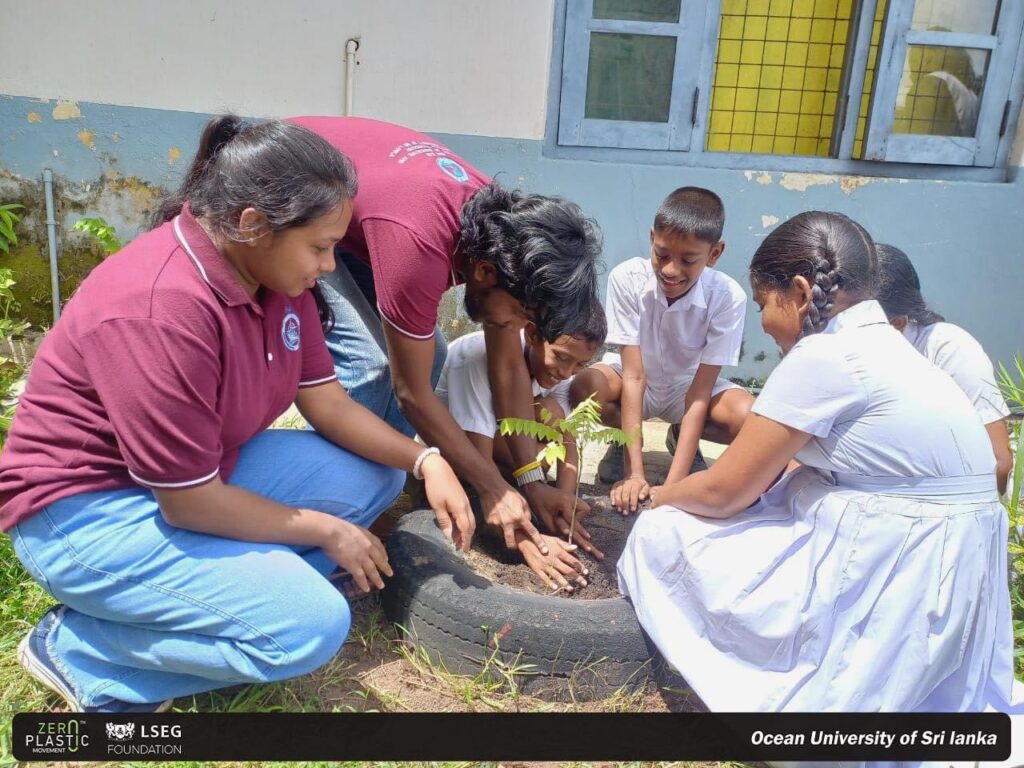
[2,1,1023,379]
[0,0,553,140]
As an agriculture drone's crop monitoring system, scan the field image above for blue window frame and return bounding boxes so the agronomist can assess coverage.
[864,0,1024,166]
[552,0,1024,172]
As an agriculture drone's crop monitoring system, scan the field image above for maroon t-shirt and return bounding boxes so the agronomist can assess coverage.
[290,116,490,339]
[0,205,335,531]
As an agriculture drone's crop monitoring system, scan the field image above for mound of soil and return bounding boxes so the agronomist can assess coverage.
[461,484,650,599]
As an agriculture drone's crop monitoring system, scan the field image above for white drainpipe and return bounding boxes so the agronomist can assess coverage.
[344,37,360,116]
[43,169,61,323]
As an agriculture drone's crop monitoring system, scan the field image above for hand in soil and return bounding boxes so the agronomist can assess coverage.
[480,484,547,553]
[515,531,589,593]
[322,520,393,593]
[611,475,651,515]
[526,484,603,559]
[566,519,605,560]
[421,451,475,551]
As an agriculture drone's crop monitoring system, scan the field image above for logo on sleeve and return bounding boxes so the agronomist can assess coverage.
[281,309,301,352]
[437,157,469,183]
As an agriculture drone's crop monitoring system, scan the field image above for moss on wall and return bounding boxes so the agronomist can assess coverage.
[5,243,104,328]
[1,169,163,329]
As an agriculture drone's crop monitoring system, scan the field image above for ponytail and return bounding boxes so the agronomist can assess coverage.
[150,115,244,228]
[875,243,944,326]
[149,114,359,332]
[750,211,877,338]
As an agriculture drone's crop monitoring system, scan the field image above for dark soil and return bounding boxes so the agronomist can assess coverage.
[461,483,650,599]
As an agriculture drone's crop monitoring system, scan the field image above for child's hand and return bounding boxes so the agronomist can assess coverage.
[421,452,476,552]
[516,531,589,593]
[526,484,603,559]
[611,475,650,515]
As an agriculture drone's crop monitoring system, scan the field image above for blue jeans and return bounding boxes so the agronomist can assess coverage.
[319,249,447,437]
[10,430,404,707]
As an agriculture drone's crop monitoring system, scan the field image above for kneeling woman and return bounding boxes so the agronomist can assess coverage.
[618,211,1014,711]
[0,116,470,712]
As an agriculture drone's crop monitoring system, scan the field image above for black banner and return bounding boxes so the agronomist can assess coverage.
[12,712,1011,762]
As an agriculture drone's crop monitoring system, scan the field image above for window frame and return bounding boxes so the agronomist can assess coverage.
[862,0,1024,166]
[544,0,1024,181]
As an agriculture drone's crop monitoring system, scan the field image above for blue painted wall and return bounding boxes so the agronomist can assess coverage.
[3,94,1023,379]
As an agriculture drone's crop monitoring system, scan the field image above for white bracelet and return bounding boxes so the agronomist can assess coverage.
[412,446,441,481]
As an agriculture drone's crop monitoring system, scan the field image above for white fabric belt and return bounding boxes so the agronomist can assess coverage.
[831,471,998,502]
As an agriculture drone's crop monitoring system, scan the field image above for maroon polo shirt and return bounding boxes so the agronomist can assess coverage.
[0,204,335,531]
[290,116,490,339]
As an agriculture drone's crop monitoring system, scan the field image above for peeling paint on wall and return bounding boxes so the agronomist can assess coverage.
[779,173,838,192]
[778,172,877,195]
[761,215,779,228]
[77,130,96,150]
[168,147,181,165]
[756,172,773,185]
[52,100,82,120]
[26,113,42,123]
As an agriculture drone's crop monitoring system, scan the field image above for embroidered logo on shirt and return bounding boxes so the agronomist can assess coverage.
[281,309,301,352]
[437,157,469,183]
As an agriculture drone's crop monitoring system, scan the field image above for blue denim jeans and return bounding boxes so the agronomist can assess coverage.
[10,430,404,707]
[319,249,447,437]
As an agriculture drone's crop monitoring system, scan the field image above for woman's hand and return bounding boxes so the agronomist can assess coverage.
[321,518,393,594]
[420,453,476,552]
[517,532,589,593]
[611,475,650,515]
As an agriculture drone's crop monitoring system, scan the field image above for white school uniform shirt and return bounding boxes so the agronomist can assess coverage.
[605,257,746,402]
[903,320,1010,425]
[435,330,572,437]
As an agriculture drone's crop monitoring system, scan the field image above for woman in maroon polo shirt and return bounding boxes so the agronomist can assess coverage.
[0,116,471,713]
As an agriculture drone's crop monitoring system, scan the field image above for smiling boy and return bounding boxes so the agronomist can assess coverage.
[570,187,753,513]
[436,308,607,571]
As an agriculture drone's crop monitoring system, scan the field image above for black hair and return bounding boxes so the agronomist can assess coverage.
[459,183,602,342]
[652,186,725,244]
[750,211,877,337]
[568,300,608,346]
[151,115,358,331]
[875,243,945,325]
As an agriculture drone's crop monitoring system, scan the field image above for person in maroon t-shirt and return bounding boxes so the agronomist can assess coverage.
[0,116,472,713]
[291,118,605,579]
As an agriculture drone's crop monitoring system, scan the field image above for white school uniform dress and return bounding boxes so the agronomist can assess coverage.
[618,301,1014,713]
[903,320,1010,425]
[436,330,572,437]
[603,257,744,424]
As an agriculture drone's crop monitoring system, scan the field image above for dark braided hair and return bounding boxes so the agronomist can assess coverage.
[875,243,945,326]
[750,211,876,337]
[151,115,358,331]
[459,183,602,342]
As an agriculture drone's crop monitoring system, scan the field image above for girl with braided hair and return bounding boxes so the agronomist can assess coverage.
[875,243,1012,494]
[618,211,1015,712]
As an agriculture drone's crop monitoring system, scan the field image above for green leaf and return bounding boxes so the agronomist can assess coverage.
[498,417,562,444]
[541,442,567,466]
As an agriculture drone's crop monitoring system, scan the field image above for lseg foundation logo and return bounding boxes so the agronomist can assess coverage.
[22,718,90,757]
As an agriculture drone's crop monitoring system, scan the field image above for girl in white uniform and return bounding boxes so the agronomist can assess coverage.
[875,243,1012,494]
[618,211,1014,712]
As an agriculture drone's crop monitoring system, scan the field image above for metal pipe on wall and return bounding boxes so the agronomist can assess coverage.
[42,169,61,324]
[344,37,360,116]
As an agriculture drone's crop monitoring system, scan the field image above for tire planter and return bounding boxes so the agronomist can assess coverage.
[381,509,657,701]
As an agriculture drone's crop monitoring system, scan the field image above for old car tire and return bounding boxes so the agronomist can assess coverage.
[380,509,656,701]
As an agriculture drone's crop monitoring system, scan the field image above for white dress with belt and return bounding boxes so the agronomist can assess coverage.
[618,301,1014,713]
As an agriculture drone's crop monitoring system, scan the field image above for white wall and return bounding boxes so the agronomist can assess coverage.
[0,0,554,140]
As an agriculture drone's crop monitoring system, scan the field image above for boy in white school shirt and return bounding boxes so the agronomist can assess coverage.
[570,187,754,514]
[436,307,609,571]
